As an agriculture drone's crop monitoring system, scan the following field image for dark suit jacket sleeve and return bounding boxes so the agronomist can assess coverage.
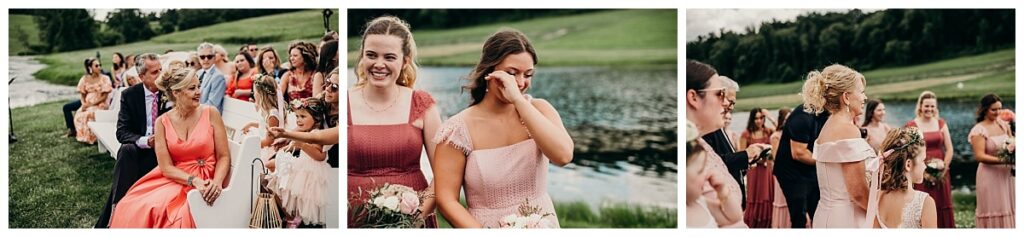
[116,87,142,145]
[702,130,749,173]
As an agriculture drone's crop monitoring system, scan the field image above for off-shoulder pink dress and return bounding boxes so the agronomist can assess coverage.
[812,138,874,228]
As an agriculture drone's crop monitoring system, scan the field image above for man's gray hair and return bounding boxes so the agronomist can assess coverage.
[719,75,740,92]
[135,53,160,75]
[197,42,215,52]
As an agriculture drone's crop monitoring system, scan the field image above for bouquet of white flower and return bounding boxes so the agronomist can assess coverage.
[924,159,945,187]
[350,183,429,228]
[498,200,555,228]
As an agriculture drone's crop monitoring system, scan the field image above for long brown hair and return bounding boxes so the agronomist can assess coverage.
[355,15,418,88]
[463,29,537,107]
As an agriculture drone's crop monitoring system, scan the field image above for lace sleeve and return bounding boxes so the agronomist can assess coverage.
[410,90,437,122]
[432,114,473,156]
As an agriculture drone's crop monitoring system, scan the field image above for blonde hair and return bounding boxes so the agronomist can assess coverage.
[252,74,279,120]
[154,63,198,103]
[355,15,419,88]
[801,64,866,115]
[878,127,925,191]
[914,91,939,118]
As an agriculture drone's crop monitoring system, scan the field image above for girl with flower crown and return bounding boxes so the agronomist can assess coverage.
[865,127,937,228]
[273,97,331,227]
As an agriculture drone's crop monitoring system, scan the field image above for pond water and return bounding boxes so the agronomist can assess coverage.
[349,66,679,209]
[729,99,1016,191]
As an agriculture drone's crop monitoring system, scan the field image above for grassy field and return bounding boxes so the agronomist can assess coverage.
[347,9,678,67]
[953,192,977,228]
[434,200,677,228]
[32,9,339,86]
[8,14,42,56]
[734,48,1015,111]
[9,100,117,228]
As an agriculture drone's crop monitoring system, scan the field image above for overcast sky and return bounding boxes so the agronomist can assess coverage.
[89,9,164,21]
[686,9,880,42]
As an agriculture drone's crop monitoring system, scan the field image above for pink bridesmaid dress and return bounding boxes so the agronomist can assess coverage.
[110,106,218,228]
[433,112,560,228]
[696,138,748,228]
[813,138,874,228]
[969,123,1015,228]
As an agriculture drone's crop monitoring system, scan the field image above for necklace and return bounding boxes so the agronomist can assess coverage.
[361,87,399,113]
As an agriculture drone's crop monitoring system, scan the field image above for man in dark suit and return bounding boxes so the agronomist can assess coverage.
[95,53,169,228]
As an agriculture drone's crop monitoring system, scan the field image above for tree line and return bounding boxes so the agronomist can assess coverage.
[10,9,300,54]
[686,9,1014,84]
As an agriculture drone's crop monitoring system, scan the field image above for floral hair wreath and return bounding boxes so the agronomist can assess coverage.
[289,98,330,128]
[881,129,924,159]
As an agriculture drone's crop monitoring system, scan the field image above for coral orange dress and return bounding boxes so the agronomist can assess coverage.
[109,106,218,228]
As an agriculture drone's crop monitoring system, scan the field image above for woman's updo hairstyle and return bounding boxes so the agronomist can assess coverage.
[154,62,197,103]
[801,64,866,115]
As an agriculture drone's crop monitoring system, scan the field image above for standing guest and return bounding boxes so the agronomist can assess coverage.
[94,53,168,228]
[73,57,113,144]
[804,64,871,228]
[863,99,893,152]
[769,107,803,228]
[197,42,227,112]
[774,102,827,229]
[685,60,746,227]
[280,41,318,104]
[109,65,231,228]
[904,91,956,228]
[226,51,256,101]
[312,40,338,97]
[969,93,1015,228]
[866,127,936,228]
[702,75,767,209]
[257,46,285,83]
[741,107,775,228]
[111,52,127,88]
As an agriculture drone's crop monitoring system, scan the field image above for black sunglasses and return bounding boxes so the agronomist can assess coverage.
[199,55,215,60]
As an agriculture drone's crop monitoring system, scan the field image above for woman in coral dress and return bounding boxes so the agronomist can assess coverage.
[110,67,231,228]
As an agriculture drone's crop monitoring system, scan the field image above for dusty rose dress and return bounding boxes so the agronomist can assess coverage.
[109,106,217,228]
[74,75,112,144]
[969,122,1015,228]
[433,111,560,228]
[906,119,956,228]
[742,129,774,228]
[347,90,437,228]
[813,138,874,228]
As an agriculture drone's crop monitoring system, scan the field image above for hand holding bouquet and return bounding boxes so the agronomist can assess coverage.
[350,183,430,228]
[498,200,556,228]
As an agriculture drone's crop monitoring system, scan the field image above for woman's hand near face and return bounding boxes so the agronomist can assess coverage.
[486,71,525,104]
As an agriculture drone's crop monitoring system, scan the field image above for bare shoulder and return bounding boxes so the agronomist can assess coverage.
[530,98,559,116]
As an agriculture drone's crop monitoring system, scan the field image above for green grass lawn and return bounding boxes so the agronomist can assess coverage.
[434,200,677,228]
[734,48,1015,111]
[347,9,678,67]
[8,14,41,56]
[9,100,117,228]
[737,49,1015,99]
[32,9,339,86]
[953,192,977,228]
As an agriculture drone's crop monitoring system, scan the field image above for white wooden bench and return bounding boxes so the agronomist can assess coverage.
[89,87,125,158]
[186,133,261,228]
